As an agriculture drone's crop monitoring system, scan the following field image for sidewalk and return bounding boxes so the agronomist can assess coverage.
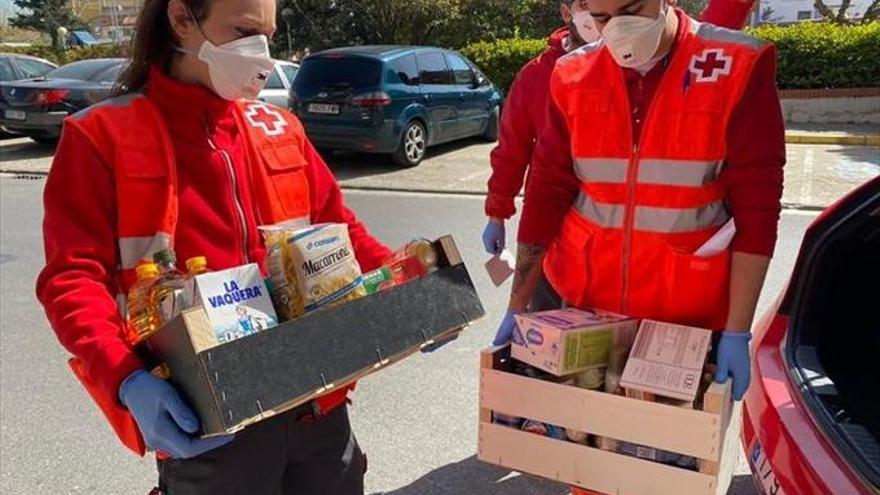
[3,129,878,211]
[785,123,879,146]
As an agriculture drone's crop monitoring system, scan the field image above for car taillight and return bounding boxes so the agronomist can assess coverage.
[35,89,70,105]
[352,91,391,108]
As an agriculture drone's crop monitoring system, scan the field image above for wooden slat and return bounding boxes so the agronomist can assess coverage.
[698,380,733,475]
[478,422,717,495]
[480,368,723,460]
[714,402,742,495]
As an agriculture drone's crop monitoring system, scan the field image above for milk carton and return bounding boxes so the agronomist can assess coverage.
[190,264,278,344]
[512,308,638,376]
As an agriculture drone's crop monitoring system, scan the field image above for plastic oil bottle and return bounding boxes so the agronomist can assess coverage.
[150,249,188,325]
[126,262,161,341]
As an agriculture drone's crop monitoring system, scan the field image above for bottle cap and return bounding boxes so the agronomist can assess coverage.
[135,262,160,280]
[152,249,176,265]
[186,256,208,274]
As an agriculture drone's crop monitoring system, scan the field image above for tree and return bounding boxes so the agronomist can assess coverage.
[814,0,879,23]
[10,0,85,50]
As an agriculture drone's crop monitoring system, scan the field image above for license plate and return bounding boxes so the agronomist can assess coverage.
[750,441,787,495]
[308,103,340,115]
[4,109,26,121]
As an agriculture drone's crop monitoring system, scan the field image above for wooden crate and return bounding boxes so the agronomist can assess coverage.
[478,345,741,495]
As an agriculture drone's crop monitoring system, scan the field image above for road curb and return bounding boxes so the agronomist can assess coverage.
[785,131,880,146]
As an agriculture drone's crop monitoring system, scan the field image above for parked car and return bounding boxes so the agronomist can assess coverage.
[257,60,299,109]
[0,58,126,144]
[292,45,503,167]
[742,176,879,495]
[0,53,57,82]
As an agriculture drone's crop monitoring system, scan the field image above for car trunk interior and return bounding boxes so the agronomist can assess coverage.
[788,187,880,487]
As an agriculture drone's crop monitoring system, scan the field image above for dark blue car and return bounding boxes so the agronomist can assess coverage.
[292,46,503,167]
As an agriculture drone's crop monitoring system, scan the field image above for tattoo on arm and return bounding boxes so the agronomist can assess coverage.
[509,244,546,311]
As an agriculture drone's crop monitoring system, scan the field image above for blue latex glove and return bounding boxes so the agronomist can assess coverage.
[119,370,235,459]
[714,331,752,401]
[482,220,506,255]
[492,310,519,346]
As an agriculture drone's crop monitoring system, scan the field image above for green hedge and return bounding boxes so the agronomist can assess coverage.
[748,22,880,89]
[1,44,127,66]
[462,21,880,92]
[461,38,546,94]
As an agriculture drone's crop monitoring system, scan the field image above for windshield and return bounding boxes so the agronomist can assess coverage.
[46,60,123,82]
[294,56,381,95]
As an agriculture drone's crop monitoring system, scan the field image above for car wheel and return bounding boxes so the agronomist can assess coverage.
[482,107,499,142]
[393,121,427,168]
[31,136,59,146]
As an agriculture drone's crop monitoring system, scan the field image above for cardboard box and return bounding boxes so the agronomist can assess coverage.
[185,264,278,345]
[620,320,713,402]
[511,308,638,376]
[148,236,484,435]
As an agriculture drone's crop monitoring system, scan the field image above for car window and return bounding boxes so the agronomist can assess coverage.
[416,52,452,85]
[445,54,474,86]
[16,58,54,79]
[295,57,382,95]
[265,67,285,89]
[47,60,121,81]
[281,65,298,84]
[0,59,15,81]
[389,54,419,86]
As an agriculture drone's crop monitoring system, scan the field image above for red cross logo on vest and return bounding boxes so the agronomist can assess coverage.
[688,48,732,83]
[245,103,288,137]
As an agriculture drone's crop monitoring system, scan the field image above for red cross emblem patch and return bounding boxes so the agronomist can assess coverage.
[688,48,732,83]
[245,103,288,137]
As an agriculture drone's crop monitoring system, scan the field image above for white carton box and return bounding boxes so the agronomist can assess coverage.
[190,264,278,344]
[620,320,712,402]
[512,308,638,376]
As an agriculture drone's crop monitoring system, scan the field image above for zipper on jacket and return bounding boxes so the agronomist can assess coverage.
[204,118,250,265]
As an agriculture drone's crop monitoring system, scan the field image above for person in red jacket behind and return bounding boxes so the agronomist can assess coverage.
[35,0,390,493]
[482,0,756,322]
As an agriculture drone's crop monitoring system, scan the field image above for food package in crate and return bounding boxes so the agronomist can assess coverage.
[511,308,638,377]
[261,222,367,321]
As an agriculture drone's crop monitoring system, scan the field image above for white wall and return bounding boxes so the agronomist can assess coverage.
[756,0,875,24]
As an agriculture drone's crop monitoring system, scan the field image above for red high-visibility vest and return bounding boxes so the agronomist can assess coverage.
[544,15,770,330]
[64,94,349,455]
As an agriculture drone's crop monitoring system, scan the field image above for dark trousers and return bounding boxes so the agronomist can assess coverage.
[156,405,365,495]
[528,272,563,313]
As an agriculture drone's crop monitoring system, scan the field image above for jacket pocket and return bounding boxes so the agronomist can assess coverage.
[544,212,595,307]
[663,246,730,329]
[258,141,310,219]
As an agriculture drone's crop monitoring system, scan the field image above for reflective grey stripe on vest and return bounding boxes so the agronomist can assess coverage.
[574,158,629,183]
[116,291,128,320]
[573,192,625,228]
[69,91,143,121]
[635,201,730,233]
[638,159,722,187]
[574,192,729,232]
[118,232,172,270]
[695,23,767,51]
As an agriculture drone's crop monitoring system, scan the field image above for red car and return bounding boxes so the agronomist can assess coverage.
[742,177,879,495]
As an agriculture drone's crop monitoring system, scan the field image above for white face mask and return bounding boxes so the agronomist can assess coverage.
[196,34,275,100]
[601,4,668,68]
[572,10,601,44]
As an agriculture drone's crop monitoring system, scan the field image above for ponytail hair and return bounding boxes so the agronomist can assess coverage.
[115,0,210,94]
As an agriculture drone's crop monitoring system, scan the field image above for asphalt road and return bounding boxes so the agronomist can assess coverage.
[0,176,818,495]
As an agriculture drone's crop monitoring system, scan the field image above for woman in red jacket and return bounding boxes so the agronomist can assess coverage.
[35,0,390,493]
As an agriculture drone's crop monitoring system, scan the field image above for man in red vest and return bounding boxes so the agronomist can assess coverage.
[496,0,785,403]
[482,0,757,258]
